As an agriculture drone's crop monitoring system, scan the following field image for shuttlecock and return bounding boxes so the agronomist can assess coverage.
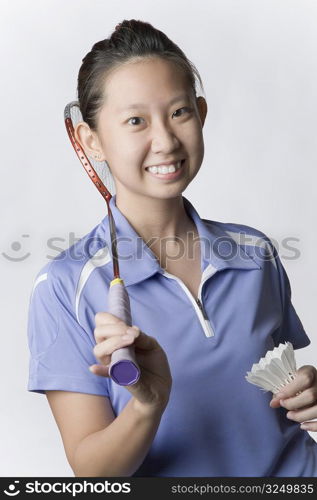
[245,342,297,395]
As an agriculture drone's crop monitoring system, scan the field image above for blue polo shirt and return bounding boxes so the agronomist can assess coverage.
[27,195,317,477]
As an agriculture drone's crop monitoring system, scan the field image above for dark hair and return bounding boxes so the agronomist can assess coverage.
[77,19,204,131]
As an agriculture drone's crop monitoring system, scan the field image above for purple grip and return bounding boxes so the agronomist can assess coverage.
[108,280,141,386]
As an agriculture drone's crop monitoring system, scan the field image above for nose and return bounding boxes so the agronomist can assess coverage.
[150,121,180,154]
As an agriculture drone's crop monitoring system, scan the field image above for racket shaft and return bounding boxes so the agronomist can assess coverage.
[108,279,141,385]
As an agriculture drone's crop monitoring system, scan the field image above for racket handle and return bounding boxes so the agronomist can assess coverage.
[108,278,141,386]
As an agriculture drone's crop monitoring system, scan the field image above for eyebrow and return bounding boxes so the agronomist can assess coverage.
[117,94,190,112]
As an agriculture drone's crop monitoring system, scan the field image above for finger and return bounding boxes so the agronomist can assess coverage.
[300,420,317,432]
[272,366,316,401]
[94,323,128,343]
[270,398,282,408]
[279,387,317,411]
[89,364,110,377]
[285,404,317,424]
[95,311,125,326]
[93,332,136,365]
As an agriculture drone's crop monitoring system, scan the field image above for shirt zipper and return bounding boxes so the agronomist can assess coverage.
[161,267,216,338]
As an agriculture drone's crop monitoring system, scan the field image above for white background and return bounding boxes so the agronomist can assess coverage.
[0,0,316,476]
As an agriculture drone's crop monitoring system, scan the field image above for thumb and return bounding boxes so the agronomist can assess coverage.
[131,326,159,351]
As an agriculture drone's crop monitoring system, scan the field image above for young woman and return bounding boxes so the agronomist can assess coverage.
[27,19,317,477]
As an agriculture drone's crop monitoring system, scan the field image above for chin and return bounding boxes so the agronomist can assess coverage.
[146,187,188,201]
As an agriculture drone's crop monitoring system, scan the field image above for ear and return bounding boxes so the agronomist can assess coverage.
[74,122,105,162]
[196,96,208,127]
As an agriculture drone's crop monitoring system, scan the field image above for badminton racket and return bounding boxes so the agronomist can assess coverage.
[64,101,141,386]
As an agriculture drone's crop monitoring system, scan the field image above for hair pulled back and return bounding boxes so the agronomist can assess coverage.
[77,19,204,131]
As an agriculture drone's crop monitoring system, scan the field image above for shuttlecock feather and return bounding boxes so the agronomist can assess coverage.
[245,342,297,395]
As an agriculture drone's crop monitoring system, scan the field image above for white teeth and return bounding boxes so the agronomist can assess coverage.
[148,167,157,174]
[149,166,158,174]
[147,160,182,175]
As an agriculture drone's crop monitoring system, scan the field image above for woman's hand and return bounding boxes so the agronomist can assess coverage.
[270,365,317,431]
[90,312,172,414]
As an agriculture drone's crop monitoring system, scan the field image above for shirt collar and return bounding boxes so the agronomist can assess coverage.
[101,195,161,286]
[101,194,261,286]
[183,197,262,274]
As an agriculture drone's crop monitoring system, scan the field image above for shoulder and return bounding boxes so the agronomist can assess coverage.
[204,217,268,238]
[30,218,113,306]
[202,218,278,267]
[203,218,274,247]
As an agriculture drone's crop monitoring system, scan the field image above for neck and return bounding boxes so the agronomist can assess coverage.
[115,191,196,242]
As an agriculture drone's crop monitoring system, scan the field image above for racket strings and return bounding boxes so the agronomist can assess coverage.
[69,103,116,196]
[65,101,120,278]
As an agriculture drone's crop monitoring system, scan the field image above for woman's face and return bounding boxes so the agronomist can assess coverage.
[79,57,207,202]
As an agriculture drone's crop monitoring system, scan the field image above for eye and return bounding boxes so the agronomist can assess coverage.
[127,116,145,126]
[172,107,191,118]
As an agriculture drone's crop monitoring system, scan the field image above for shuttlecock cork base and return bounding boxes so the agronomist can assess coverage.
[245,342,297,395]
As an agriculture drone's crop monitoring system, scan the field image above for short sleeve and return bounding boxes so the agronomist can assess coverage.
[270,243,311,350]
[27,272,110,397]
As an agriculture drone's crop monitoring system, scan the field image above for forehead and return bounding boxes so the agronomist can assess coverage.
[102,58,191,110]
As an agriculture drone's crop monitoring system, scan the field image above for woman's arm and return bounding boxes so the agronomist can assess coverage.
[46,390,165,477]
[46,314,172,476]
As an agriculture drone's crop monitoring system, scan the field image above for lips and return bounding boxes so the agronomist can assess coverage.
[145,157,185,167]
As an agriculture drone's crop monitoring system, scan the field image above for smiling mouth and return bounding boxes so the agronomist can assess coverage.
[145,159,185,175]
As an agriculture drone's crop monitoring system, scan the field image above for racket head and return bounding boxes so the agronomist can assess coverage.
[64,101,116,203]
[64,100,120,278]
